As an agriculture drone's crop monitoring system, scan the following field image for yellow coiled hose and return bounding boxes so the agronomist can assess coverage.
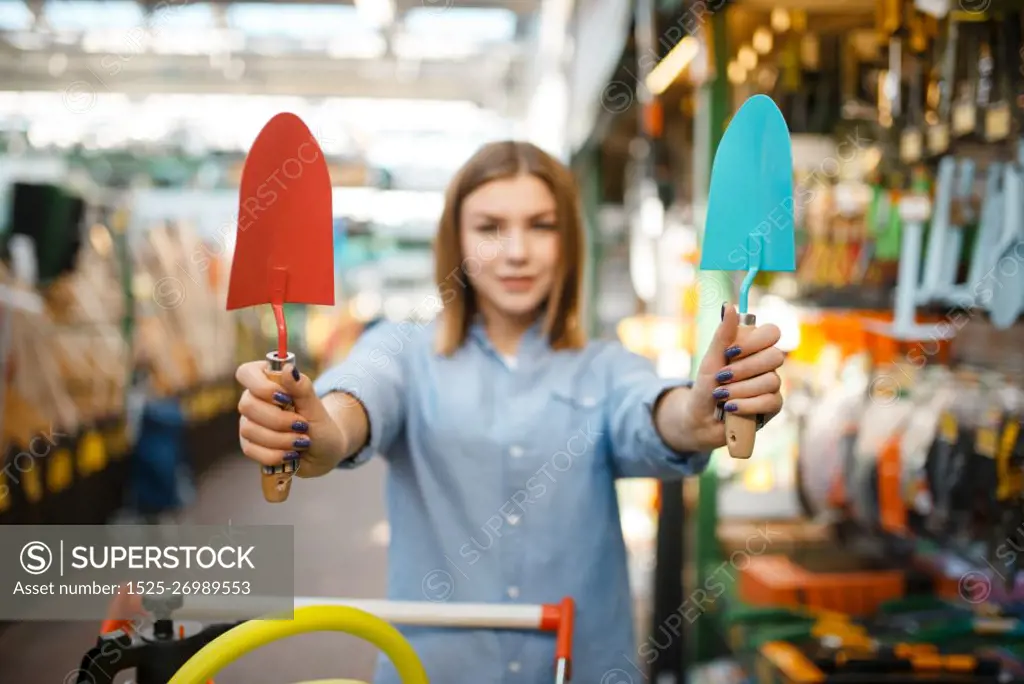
[167,605,430,684]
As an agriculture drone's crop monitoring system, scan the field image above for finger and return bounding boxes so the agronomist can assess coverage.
[236,361,292,405]
[696,303,740,393]
[712,371,780,401]
[722,392,783,417]
[239,435,298,468]
[276,363,329,422]
[723,324,781,362]
[718,346,785,383]
[239,415,312,453]
[237,390,307,433]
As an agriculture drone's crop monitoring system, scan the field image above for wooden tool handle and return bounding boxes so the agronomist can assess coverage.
[260,351,297,503]
[725,320,757,460]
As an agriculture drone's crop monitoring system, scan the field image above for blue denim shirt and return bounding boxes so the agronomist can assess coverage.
[313,318,710,684]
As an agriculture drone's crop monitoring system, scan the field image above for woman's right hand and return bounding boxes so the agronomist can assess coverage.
[235,361,348,476]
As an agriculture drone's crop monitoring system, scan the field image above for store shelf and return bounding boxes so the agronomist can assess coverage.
[737,0,874,11]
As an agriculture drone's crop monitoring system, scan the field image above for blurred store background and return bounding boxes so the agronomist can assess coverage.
[3,0,1024,682]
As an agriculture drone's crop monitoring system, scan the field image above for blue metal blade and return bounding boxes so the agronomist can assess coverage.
[700,94,796,274]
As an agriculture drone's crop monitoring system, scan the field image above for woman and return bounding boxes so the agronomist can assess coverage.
[235,141,784,683]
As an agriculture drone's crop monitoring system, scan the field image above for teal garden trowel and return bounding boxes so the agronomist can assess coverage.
[700,94,796,459]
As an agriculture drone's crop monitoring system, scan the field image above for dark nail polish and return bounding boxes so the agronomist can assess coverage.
[291,366,300,382]
[725,346,742,359]
[292,421,309,433]
[294,437,311,449]
[273,391,292,405]
[716,370,734,383]
[724,402,739,412]
[712,388,730,400]
[284,451,301,461]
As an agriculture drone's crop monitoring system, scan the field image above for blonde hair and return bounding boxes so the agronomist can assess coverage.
[433,141,587,356]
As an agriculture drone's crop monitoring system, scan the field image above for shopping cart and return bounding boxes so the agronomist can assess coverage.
[77,594,575,684]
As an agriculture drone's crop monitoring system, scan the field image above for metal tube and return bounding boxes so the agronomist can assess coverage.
[174,596,547,630]
[265,350,296,372]
[554,657,569,683]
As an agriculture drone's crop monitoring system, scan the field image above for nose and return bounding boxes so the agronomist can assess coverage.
[504,225,528,263]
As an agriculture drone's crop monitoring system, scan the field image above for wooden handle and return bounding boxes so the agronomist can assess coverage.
[260,352,297,503]
[725,323,757,460]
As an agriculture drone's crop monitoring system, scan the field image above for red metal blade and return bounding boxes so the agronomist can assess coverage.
[226,112,335,311]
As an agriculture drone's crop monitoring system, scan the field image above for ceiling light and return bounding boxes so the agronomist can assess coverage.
[753,27,772,54]
[738,45,757,71]
[770,9,791,33]
[354,0,394,28]
[629,233,657,304]
[727,60,746,85]
[644,36,700,96]
[639,190,663,239]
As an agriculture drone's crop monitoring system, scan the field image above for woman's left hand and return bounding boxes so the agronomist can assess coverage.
[677,303,785,452]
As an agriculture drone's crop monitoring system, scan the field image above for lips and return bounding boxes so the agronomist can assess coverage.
[500,277,535,292]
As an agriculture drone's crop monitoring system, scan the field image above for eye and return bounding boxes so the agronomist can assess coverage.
[475,223,500,232]
[532,221,558,231]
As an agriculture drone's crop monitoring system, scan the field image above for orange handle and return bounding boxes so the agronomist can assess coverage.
[725,323,757,459]
[260,351,298,503]
[554,597,574,682]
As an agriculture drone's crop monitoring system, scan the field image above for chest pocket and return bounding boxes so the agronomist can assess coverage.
[546,375,607,468]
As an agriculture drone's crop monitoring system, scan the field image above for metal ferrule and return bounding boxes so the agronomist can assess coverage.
[739,313,756,326]
[266,350,296,372]
[262,460,299,475]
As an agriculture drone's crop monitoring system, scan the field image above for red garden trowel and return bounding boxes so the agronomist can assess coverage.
[227,113,335,503]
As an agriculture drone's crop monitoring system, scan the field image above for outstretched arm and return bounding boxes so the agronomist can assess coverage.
[608,305,785,478]
[312,321,411,472]
[604,348,710,479]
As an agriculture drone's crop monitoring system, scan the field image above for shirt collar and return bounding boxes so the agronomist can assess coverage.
[468,313,546,356]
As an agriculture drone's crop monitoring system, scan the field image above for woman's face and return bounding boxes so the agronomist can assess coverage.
[459,173,561,323]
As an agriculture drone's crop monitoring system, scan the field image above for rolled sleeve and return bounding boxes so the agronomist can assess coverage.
[313,322,409,469]
[605,346,711,479]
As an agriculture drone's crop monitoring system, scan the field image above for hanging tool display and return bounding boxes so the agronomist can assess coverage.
[782,7,1024,332]
[795,183,834,290]
[831,194,869,288]
[917,156,973,305]
[722,592,1024,681]
[796,360,1024,591]
[950,12,980,142]
[988,150,1024,330]
[926,11,953,158]
[866,180,903,290]
[225,113,335,504]
[699,6,1024,681]
[898,8,928,167]
[952,158,1003,306]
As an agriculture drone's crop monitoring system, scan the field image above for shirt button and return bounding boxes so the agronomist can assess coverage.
[509,445,523,458]
[508,661,521,673]
[506,585,519,599]
[508,513,520,526]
